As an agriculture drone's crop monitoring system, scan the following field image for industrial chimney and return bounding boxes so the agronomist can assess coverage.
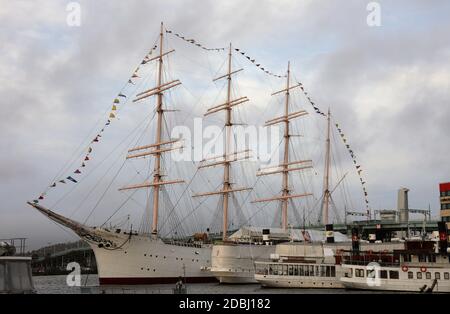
[397,188,409,223]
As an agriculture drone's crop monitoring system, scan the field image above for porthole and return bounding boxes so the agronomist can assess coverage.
[144,254,147,257]
[153,269,156,272]
[141,267,143,270]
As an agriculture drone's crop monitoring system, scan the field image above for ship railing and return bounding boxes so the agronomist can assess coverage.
[0,238,27,256]
[163,239,203,248]
[342,260,401,267]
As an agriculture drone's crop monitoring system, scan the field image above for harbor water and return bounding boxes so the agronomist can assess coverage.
[33,275,392,294]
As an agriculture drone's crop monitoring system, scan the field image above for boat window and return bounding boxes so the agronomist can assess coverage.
[429,255,436,263]
[389,271,399,279]
[293,265,298,276]
[444,272,449,280]
[316,266,320,277]
[367,269,376,278]
[407,271,413,279]
[299,265,304,276]
[418,255,426,263]
[283,265,288,275]
[288,265,293,276]
[321,266,326,277]
[417,272,422,279]
[380,270,388,279]
[403,254,411,262]
[426,272,431,279]
[331,266,336,277]
[356,269,364,278]
[326,266,331,277]
[435,272,441,280]
[309,265,314,276]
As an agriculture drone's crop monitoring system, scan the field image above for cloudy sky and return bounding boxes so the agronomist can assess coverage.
[1,0,449,250]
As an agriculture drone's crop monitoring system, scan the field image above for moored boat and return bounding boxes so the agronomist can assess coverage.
[340,223,450,293]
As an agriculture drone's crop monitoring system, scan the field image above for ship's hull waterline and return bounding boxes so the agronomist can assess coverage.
[27,202,217,285]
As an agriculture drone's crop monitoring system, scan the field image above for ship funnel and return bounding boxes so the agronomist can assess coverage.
[262,229,270,242]
[397,188,409,223]
[325,224,334,243]
[351,227,360,253]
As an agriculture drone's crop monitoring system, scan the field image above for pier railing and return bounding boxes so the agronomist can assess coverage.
[0,238,27,256]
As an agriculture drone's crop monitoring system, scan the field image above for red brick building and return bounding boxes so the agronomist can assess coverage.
[440,182,450,229]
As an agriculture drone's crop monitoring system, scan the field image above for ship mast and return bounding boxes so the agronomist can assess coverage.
[252,62,313,231]
[193,43,252,241]
[321,108,331,226]
[119,22,184,237]
[281,62,291,229]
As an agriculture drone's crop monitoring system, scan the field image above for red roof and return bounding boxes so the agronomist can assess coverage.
[440,182,450,192]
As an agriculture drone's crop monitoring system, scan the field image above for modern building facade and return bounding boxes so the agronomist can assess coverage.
[439,182,450,229]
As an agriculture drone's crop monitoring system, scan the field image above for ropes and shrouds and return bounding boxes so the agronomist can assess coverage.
[294,78,371,217]
[33,26,371,220]
[33,43,160,204]
[334,122,370,216]
[165,29,286,78]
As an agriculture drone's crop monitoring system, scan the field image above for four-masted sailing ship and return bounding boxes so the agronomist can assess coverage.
[28,23,366,285]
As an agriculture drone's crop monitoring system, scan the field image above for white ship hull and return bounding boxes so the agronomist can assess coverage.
[255,273,343,289]
[340,264,450,293]
[87,230,215,285]
[211,244,276,284]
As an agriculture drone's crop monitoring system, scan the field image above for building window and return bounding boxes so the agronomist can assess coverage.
[444,272,449,280]
[417,272,422,279]
[426,272,431,279]
[435,272,441,280]
[389,271,399,279]
[408,271,413,279]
